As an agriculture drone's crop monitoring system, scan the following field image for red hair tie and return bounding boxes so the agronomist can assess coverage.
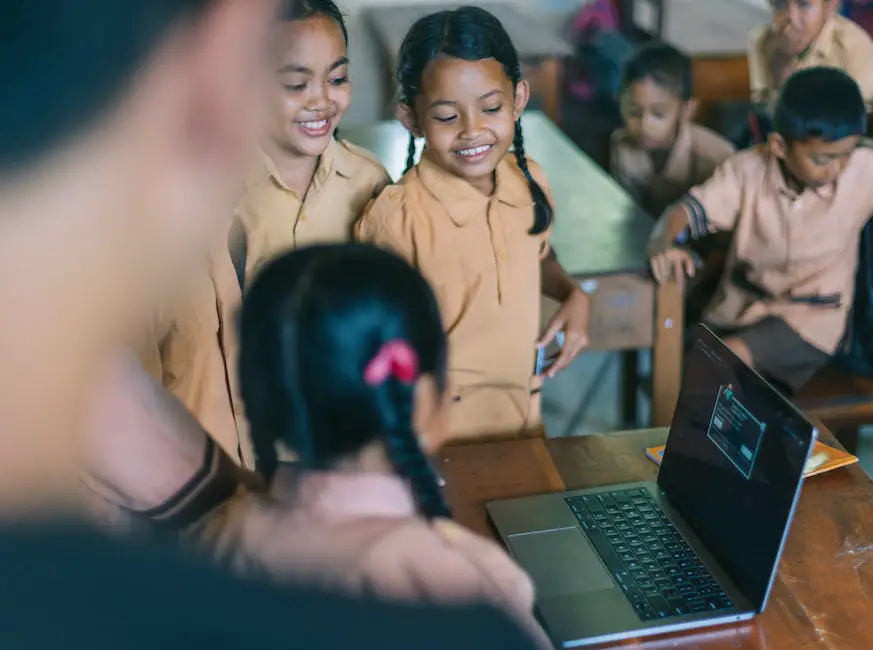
[364,340,419,386]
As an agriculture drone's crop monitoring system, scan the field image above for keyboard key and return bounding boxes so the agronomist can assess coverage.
[647,596,672,618]
[667,599,689,616]
[582,495,604,512]
[618,551,636,563]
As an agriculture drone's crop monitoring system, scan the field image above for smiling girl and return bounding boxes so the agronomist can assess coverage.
[357,6,591,443]
[238,0,389,281]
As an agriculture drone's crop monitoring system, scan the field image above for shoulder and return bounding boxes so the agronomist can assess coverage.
[688,124,736,166]
[503,152,550,189]
[849,140,873,170]
[834,14,873,50]
[337,139,391,184]
[611,127,633,149]
[356,182,417,248]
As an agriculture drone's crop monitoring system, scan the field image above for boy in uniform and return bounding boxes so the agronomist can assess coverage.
[649,67,873,393]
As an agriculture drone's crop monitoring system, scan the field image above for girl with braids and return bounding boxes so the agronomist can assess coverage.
[232,243,549,647]
[357,6,590,442]
[237,0,389,281]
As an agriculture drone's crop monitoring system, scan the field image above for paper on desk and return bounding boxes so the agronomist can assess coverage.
[645,440,858,478]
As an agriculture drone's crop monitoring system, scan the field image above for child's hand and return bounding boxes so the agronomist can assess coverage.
[539,288,590,377]
[649,248,696,284]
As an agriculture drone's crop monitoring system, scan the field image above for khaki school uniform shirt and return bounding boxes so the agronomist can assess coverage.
[238,138,390,281]
[681,144,873,354]
[139,217,250,467]
[610,121,735,217]
[749,13,873,110]
[357,155,551,442]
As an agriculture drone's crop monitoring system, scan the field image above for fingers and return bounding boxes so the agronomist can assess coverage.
[546,329,589,378]
[538,314,563,347]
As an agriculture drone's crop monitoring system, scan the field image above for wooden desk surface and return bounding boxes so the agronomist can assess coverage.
[439,430,873,648]
[365,3,573,64]
[343,112,652,278]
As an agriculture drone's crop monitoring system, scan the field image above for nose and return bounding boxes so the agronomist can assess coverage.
[459,111,485,139]
[787,3,804,30]
[304,82,331,112]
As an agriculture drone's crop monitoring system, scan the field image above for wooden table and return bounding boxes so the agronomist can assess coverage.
[344,112,685,428]
[364,3,573,125]
[439,429,873,649]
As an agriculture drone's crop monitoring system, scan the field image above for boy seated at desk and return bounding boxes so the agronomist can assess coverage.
[746,0,873,141]
[648,67,873,394]
[610,42,735,220]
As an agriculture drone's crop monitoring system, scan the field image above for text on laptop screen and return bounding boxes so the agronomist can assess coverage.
[658,330,813,609]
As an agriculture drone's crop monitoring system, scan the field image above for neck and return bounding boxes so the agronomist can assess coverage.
[262,141,321,197]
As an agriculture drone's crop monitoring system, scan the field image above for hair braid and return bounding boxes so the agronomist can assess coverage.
[513,120,552,235]
[404,133,417,173]
[380,381,451,519]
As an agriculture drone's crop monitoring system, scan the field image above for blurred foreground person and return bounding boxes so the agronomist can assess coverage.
[0,1,540,648]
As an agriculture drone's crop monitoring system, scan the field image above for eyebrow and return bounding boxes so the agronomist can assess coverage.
[279,57,349,74]
[427,89,505,110]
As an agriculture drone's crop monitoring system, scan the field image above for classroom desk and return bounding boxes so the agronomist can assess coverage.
[438,428,873,649]
[364,3,573,125]
[344,112,685,428]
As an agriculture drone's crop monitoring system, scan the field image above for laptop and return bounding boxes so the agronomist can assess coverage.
[486,325,816,647]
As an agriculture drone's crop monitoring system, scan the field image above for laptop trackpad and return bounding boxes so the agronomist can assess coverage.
[508,529,615,598]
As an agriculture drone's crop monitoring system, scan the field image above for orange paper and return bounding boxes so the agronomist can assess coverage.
[645,440,858,478]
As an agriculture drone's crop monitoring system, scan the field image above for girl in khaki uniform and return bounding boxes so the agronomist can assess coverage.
[237,0,390,280]
[357,7,590,442]
[141,0,388,468]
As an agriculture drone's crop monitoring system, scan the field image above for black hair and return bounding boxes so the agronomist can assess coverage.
[239,243,451,520]
[279,0,348,44]
[0,0,213,173]
[774,67,867,143]
[619,42,692,100]
[396,6,552,235]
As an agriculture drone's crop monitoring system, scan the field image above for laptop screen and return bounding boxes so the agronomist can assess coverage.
[658,326,815,610]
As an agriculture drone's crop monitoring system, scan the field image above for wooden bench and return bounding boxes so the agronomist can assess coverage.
[794,365,873,454]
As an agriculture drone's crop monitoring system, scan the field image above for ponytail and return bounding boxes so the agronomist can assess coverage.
[513,120,552,235]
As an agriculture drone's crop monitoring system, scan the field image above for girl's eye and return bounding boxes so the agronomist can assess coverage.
[434,114,457,124]
[484,104,503,114]
[329,75,350,86]
[284,83,307,92]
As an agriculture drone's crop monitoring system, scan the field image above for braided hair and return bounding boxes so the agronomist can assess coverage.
[239,243,451,519]
[395,6,552,235]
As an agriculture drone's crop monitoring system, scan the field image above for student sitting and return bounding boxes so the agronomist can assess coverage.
[357,6,590,442]
[648,67,873,394]
[233,243,550,647]
[611,43,734,220]
[745,0,873,142]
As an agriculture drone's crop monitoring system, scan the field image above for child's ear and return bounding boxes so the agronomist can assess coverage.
[412,375,449,455]
[682,99,699,123]
[396,103,423,138]
[768,132,788,159]
[513,80,531,120]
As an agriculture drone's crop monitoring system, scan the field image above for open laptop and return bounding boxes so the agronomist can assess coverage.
[487,325,816,647]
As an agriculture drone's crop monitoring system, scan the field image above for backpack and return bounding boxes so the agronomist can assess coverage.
[566,0,633,101]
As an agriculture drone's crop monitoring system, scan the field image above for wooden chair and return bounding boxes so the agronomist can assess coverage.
[794,366,873,454]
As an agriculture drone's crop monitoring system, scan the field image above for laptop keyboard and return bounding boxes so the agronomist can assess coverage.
[566,488,733,621]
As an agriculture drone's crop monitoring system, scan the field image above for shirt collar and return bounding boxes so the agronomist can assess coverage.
[800,14,838,65]
[272,470,418,520]
[765,145,836,201]
[414,153,532,226]
[661,121,694,182]
[245,138,358,195]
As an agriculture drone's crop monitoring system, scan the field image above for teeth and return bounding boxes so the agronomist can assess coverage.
[457,145,491,157]
[300,120,328,129]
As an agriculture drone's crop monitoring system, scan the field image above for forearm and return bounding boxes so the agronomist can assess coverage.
[649,204,692,251]
[540,255,578,301]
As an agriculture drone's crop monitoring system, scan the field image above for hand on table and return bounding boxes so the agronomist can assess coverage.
[649,247,697,285]
[539,288,590,378]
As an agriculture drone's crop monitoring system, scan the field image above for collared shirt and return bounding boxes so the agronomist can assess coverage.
[749,13,873,110]
[356,155,551,442]
[610,121,735,218]
[139,217,250,467]
[681,144,873,353]
[239,138,390,282]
